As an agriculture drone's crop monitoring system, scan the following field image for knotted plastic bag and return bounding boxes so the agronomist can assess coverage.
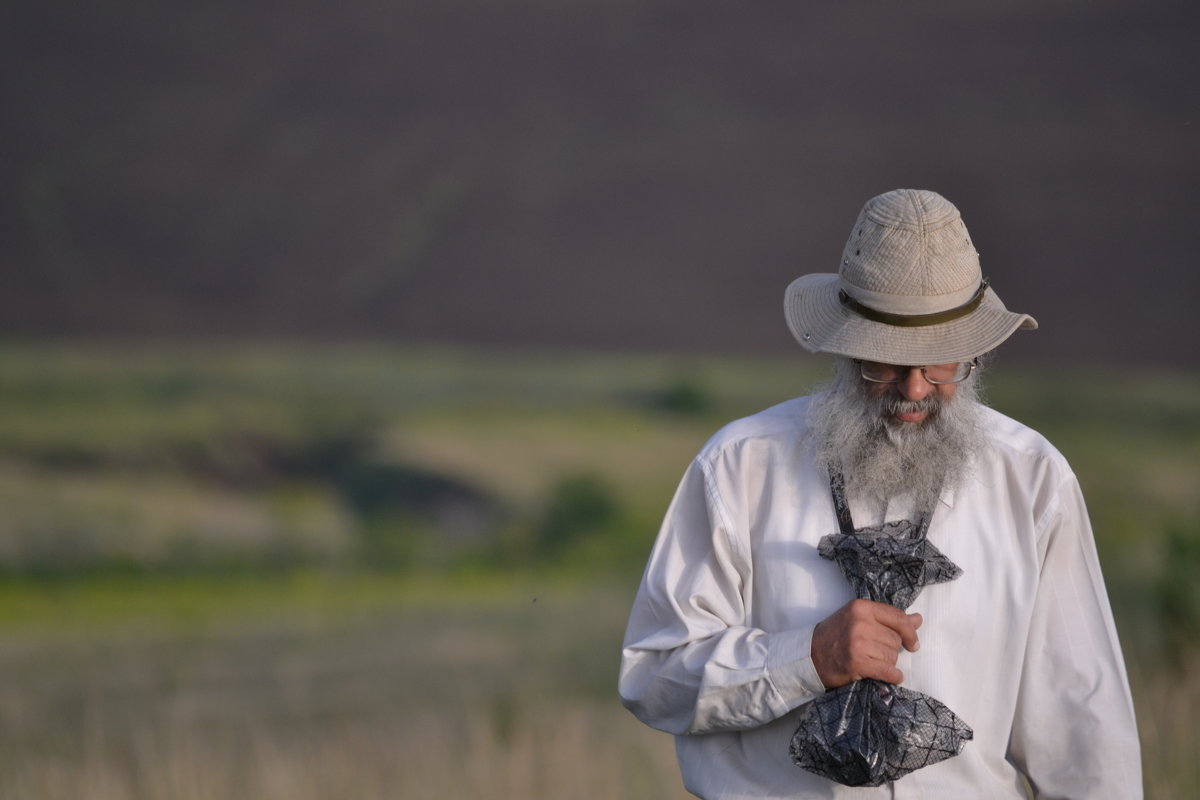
[789,520,973,787]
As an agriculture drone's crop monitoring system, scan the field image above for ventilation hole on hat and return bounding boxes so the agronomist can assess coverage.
[855,249,860,256]
[857,229,862,236]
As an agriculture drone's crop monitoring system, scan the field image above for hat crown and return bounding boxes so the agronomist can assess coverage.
[839,189,982,315]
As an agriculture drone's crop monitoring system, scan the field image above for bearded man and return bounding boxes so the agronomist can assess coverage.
[619,189,1141,798]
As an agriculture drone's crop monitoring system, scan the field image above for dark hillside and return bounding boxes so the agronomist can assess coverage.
[3,0,1198,364]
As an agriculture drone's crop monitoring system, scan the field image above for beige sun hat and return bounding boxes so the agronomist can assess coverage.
[784,189,1037,366]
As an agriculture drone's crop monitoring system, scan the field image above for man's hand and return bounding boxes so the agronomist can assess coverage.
[810,599,922,688]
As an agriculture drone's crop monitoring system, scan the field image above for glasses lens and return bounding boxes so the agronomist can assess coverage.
[859,362,903,382]
[859,361,974,384]
[924,362,974,384]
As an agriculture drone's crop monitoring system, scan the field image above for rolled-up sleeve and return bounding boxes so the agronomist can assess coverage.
[1007,474,1143,799]
[618,459,826,736]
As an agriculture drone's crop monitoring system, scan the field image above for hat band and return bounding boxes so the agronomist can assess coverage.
[838,279,990,328]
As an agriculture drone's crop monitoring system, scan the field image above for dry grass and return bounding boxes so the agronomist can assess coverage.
[1128,648,1200,799]
[0,700,686,800]
[0,579,1191,799]
[0,582,691,800]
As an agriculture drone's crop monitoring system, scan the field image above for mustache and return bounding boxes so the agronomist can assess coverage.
[877,392,946,420]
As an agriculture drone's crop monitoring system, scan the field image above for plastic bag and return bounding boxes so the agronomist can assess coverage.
[789,678,974,786]
[789,520,973,786]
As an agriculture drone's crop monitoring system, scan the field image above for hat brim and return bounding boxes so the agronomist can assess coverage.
[784,274,1037,365]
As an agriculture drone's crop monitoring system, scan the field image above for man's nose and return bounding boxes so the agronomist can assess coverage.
[896,367,933,401]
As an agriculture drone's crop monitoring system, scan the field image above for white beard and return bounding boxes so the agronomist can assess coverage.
[808,358,987,514]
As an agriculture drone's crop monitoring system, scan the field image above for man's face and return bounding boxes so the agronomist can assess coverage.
[810,357,984,505]
[859,361,960,426]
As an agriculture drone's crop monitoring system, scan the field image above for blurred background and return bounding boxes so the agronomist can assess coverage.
[2,1,1197,797]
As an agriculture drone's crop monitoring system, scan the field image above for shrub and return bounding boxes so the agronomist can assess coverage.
[534,473,622,560]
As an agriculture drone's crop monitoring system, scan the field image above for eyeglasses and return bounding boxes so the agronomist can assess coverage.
[856,359,978,385]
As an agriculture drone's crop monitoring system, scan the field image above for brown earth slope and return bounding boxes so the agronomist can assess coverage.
[3,0,1197,365]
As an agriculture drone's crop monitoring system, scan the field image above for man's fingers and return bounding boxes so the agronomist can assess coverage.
[870,604,922,652]
[814,600,924,688]
[864,657,904,685]
[865,626,902,656]
[901,612,921,652]
[866,641,901,668]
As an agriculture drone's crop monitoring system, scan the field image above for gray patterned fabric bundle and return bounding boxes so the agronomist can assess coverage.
[789,520,973,787]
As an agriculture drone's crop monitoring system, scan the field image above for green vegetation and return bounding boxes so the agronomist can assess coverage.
[0,343,823,579]
[0,343,1195,798]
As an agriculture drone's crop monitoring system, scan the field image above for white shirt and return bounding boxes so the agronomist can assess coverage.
[619,395,1142,799]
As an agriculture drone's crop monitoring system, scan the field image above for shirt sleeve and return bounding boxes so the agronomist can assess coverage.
[1007,473,1143,799]
[618,458,826,736]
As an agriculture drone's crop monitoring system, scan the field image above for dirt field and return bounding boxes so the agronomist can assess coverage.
[4,1,1198,364]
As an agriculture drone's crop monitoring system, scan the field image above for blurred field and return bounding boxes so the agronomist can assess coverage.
[0,343,1196,798]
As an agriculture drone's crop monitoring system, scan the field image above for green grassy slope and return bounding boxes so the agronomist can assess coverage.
[0,343,1194,798]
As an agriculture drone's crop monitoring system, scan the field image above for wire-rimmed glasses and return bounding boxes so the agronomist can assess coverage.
[856,359,978,385]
